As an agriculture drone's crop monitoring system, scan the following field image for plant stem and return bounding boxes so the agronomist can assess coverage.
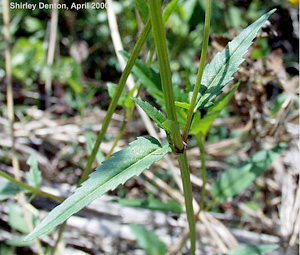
[177,152,196,253]
[0,170,64,201]
[3,3,48,253]
[106,97,136,159]
[148,1,195,253]
[106,111,129,159]
[79,0,179,183]
[56,1,180,251]
[196,134,207,211]
[107,47,154,159]
[51,221,67,255]
[182,0,212,142]
[45,0,59,108]
[148,0,183,151]
[79,20,151,184]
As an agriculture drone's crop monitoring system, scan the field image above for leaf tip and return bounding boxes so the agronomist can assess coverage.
[23,232,36,242]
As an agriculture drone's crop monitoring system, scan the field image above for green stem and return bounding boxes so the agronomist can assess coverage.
[0,170,63,201]
[182,0,212,142]
[51,221,67,255]
[79,0,179,184]
[106,111,128,159]
[54,1,180,251]
[148,0,182,151]
[106,50,150,159]
[106,87,137,159]
[79,20,151,184]
[177,152,196,253]
[148,1,195,253]
[196,134,207,211]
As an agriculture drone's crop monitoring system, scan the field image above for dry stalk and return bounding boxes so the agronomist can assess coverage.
[2,1,44,254]
[45,0,59,108]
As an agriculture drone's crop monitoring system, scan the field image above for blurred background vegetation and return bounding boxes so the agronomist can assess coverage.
[0,0,299,254]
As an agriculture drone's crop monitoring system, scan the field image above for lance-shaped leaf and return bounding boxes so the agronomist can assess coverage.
[25,137,171,241]
[120,51,165,106]
[190,82,240,136]
[194,10,275,110]
[130,224,167,255]
[219,244,279,255]
[211,143,285,202]
[132,98,167,130]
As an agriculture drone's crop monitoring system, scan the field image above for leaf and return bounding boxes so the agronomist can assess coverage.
[190,82,240,136]
[25,137,171,241]
[130,224,167,255]
[24,17,43,33]
[12,38,45,84]
[117,197,182,213]
[270,92,288,116]
[67,78,83,94]
[52,57,83,94]
[211,144,285,202]
[25,154,42,189]
[120,51,165,107]
[0,244,15,255]
[120,51,188,106]
[175,101,190,110]
[135,0,149,24]
[9,204,31,234]
[178,0,197,23]
[219,244,279,255]
[7,236,34,247]
[132,98,167,130]
[107,82,127,107]
[0,178,24,201]
[120,50,188,127]
[194,10,275,110]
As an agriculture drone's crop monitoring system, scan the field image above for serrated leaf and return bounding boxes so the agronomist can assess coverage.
[0,178,24,201]
[26,154,42,189]
[211,143,285,202]
[130,224,167,255]
[25,137,171,241]
[194,10,275,110]
[132,98,167,130]
[190,82,240,136]
[219,244,279,255]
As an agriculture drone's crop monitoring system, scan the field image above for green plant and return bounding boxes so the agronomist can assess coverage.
[218,244,279,255]
[6,2,275,254]
[130,224,167,255]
